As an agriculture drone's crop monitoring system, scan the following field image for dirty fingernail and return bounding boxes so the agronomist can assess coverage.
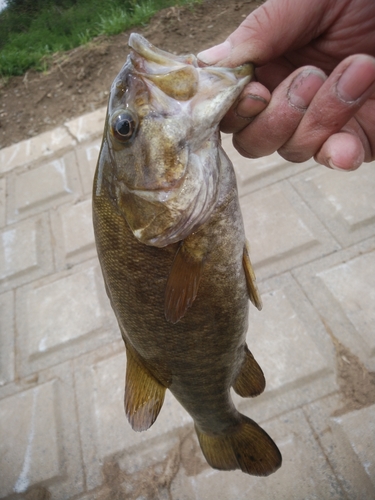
[288,69,327,109]
[336,56,375,102]
[236,94,268,118]
[197,41,231,66]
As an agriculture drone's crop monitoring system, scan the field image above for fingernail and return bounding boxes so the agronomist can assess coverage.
[328,159,346,171]
[197,41,231,66]
[336,56,375,102]
[236,94,268,118]
[328,156,361,171]
[288,69,327,109]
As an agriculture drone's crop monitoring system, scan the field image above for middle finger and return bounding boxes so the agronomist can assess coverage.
[232,66,327,158]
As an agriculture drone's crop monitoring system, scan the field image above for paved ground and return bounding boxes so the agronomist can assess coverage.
[0,107,374,500]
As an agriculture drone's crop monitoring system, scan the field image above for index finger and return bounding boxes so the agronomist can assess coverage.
[220,81,270,134]
[197,0,337,67]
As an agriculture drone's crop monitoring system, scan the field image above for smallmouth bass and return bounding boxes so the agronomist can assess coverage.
[93,33,281,476]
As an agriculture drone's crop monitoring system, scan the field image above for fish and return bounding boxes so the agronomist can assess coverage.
[92,33,282,476]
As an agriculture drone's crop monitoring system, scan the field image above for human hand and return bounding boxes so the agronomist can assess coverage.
[198,0,375,171]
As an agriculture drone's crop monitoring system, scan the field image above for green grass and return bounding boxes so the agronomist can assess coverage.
[0,0,201,77]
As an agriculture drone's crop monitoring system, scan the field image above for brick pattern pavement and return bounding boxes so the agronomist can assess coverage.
[0,108,374,499]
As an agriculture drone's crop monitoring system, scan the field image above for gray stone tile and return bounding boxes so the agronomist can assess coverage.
[0,291,14,386]
[0,177,5,228]
[0,110,372,499]
[240,180,340,281]
[15,259,118,377]
[0,362,84,499]
[76,407,345,500]
[0,127,77,175]
[234,273,337,423]
[51,198,96,270]
[170,408,345,500]
[65,107,106,143]
[291,162,375,246]
[74,274,338,494]
[222,134,316,196]
[1,382,61,496]
[7,151,82,223]
[74,344,193,490]
[75,139,101,195]
[306,395,375,499]
[0,215,53,293]
[75,432,184,500]
[319,253,375,356]
[294,237,375,371]
[332,404,375,490]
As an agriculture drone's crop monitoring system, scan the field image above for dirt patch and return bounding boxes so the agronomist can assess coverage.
[0,0,260,149]
[99,450,180,500]
[332,338,375,416]
[321,317,375,416]
[91,428,207,500]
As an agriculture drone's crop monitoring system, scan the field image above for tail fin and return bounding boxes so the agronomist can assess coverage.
[195,414,281,476]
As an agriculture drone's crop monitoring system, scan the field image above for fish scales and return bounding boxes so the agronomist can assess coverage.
[93,33,281,476]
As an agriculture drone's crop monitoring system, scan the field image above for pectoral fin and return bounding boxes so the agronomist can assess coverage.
[125,347,166,431]
[164,240,206,324]
[233,345,265,397]
[243,241,262,311]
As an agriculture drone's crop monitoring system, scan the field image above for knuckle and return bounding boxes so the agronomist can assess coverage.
[233,136,276,159]
[277,144,312,163]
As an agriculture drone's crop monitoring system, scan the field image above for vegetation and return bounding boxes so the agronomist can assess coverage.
[0,0,201,77]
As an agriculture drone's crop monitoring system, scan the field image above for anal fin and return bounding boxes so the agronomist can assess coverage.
[243,241,262,310]
[125,347,166,431]
[164,240,206,324]
[233,345,266,397]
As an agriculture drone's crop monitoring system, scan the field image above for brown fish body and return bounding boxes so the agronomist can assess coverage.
[93,34,281,475]
[94,145,247,429]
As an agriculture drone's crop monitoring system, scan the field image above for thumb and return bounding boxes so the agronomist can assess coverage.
[197,0,331,67]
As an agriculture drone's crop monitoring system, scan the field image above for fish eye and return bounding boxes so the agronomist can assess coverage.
[111,111,137,142]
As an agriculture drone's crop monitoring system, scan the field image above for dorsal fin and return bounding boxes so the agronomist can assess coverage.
[243,241,262,310]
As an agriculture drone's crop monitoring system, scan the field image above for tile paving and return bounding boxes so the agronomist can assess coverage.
[0,107,374,499]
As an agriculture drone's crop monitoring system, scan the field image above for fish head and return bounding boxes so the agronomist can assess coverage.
[95,33,253,246]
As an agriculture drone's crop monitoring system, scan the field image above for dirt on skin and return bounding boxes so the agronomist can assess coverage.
[0,0,261,149]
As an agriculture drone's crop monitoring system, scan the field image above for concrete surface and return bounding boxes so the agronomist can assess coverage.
[0,107,374,499]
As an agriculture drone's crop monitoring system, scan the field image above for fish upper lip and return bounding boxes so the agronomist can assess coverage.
[128,33,197,68]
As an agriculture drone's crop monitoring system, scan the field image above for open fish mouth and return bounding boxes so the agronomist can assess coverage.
[128,32,253,102]
[128,32,253,76]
